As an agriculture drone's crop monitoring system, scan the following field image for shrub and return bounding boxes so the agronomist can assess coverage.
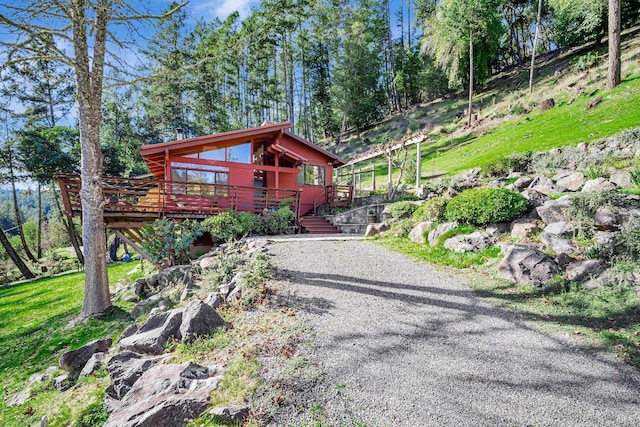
[253,205,295,235]
[202,210,255,242]
[444,188,529,226]
[413,197,449,222]
[239,253,273,307]
[386,201,418,219]
[564,190,622,239]
[140,218,203,266]
[382,219,415,238]
[482,152,533,177]
[202,251,247,291]
[609,217,640,262]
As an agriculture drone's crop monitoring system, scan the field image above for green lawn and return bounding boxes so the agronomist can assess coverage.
[0,262,143,426]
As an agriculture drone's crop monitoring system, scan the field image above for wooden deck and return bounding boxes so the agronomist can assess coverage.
[57,174,304,225]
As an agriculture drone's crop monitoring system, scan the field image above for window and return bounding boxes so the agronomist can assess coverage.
[297,164,326,186]
[188,142,252,164]
[171,161,229,194]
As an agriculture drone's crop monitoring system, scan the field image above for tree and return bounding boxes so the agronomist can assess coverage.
[420,0,502,125]
[0,225,34,280]
[529,0,544,93]
[1,1,184,318]
[607,0,621,90]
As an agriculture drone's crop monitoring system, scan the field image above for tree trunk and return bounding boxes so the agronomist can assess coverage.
[468,30,474,127]
[37,183,42,259]
[607,0,621,90]
[529,0,543,93]
[0,226,34,280]
[73,0,111,317]
[52,183,84,264]
[8,150,38,263]
[386,0,401,112]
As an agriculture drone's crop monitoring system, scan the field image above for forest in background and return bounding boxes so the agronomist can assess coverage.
[0,0,639,282]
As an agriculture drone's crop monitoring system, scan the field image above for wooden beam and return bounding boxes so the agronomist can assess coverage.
[114,229,153,263]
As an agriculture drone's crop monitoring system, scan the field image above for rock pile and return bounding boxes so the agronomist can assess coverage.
[9,239,266,426]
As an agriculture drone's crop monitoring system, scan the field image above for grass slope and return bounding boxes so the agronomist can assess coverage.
[0,263,142,427]
[332,31,640,187]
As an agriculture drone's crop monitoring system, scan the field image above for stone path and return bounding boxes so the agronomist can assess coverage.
[267,239,640,426]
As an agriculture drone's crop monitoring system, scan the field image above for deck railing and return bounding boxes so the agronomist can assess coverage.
[56,175,301,221]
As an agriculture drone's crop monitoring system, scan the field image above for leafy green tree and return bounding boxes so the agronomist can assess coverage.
[421,0,502,125]
[548,0,607,47]
[333,0,386,135]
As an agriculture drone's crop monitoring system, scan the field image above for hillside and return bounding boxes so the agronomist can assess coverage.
[329,28,640,189]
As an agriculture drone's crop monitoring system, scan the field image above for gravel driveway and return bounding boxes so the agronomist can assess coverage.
[267,239,640,426]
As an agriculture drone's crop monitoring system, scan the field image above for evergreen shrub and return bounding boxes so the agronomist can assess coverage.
[444,188,528,226]
[386,201,418,219]
[413,197,449,222]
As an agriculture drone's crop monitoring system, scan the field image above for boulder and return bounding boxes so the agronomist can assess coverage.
[443,231,496,252]
[457,167,481,189]
[428,221,459,246]
[539,232,580,255]
[204,292,222,309]
[179,300,225,343]
[119,324,139,343]
[408,221,435,244]
[157,265,191,289]
[131,295,162,319]
[536,197,572,225]
[104,362,223,427]
[544,221,574,237]
[485,222,510,236]
[583,271,609,290]
[520,189,549,208]
[198,255,219,270]
[497,244,559,287]
[8,388,31,407]
[53,374,74,391]
[59,338,112,373]
[79,352,107,378]
[510,219,539,239]
[364,222,389,237]
[595,230,618,246]
[555,253,574,268]
[133,278,150,297]
[540,98,555,111]
[209,405,250,423]
[105,351,166,400]
[119,310,183,355]
[582,178,616,192]
[594,207,622,230]
[609,171,633,188]
[513,176,533,189]
[528,176,558,195]
[416,186,433,200]
[566,260,606,282]
[555,172,585,192]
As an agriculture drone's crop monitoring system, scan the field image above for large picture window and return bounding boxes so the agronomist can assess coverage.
[186,142,251,164]
[297,164,326,186]
[171,161,229,194]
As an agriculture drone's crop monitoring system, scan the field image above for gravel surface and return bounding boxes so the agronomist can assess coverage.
[267,239,640,427]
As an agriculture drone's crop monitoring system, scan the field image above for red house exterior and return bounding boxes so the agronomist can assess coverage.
[137,121,348,217]
[57,121,351,234]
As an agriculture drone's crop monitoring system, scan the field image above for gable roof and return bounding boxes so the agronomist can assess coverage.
[139,121,345,178]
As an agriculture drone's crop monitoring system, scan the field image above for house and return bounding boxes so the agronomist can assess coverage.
[137,120,350,217]
[57,121,352,255]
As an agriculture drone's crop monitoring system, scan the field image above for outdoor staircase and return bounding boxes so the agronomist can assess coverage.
[299,215,341,234]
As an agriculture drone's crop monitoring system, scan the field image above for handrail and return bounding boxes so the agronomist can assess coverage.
[56,174,302,220]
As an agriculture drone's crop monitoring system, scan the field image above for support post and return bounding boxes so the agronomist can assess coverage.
[388,156,392,195]
[372,164,376,191]
[416,141,421,188]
